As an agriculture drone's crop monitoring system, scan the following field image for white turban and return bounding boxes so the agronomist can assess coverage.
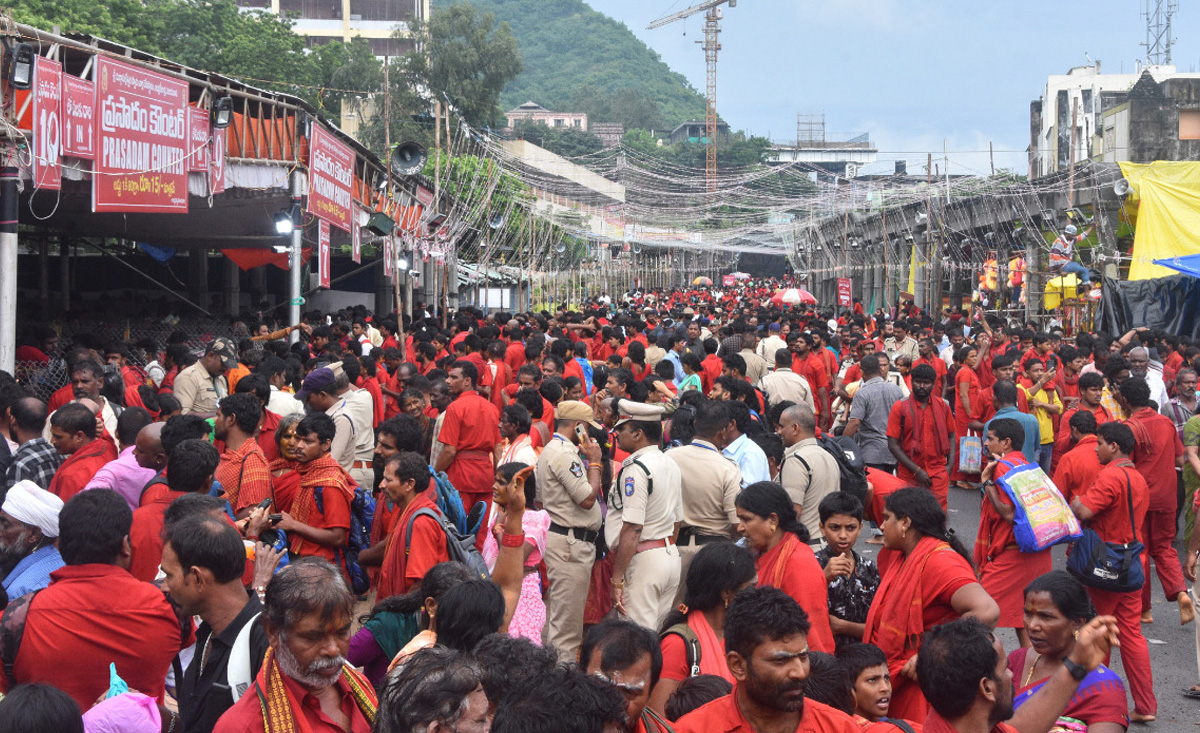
[2,480,64,538]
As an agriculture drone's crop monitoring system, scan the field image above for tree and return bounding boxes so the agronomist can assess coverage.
[512,121,603,158]
[569,86,664,132]
[404,2,523,128]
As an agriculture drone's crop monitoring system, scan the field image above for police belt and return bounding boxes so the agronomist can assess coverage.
[677,527,727,546]
[549,522,599,544]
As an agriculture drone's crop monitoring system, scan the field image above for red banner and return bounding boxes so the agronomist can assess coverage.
[837,277,852,307]
[33,57,62,190]
[722,274,736,287]
[308,124,353,232]
[351,212,362,264]
[187,107,208,172]
[93,57,189,213]
[382,234,393,277]
[209,126,226,195]
[318,220,331,288]
[63,74,95,159]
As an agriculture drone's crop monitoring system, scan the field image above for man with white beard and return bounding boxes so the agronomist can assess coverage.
[0,480,64,600]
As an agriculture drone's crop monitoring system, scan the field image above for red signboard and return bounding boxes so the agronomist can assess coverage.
[382,234,392,277]
[308,124,353,232]
[351,213,362,264]
[62,74,95,159]
[837,277,852,307]
[209,126,226,195]
[187,107,208,172]
[32,56,62,190]
[318,220,331,288]
[93,56,189,213]
[722,274,736,287]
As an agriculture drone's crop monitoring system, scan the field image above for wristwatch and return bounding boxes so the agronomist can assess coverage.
[1062,657,1088,681]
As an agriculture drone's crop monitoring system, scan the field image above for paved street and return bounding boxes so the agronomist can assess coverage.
[855,484,1200,727]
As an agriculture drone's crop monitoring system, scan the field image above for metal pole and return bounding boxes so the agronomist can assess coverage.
[289,170,304,342]
[0,166,18,375]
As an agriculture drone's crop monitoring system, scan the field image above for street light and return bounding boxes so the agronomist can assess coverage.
[211,96,234,129]
[396,256,409,272]
[273,201,301,236]
[8,44,34,90]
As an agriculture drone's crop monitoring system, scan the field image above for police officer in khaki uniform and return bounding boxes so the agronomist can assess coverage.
[665,400,741,603]
[534,400,604,663]
[607,399,682,632]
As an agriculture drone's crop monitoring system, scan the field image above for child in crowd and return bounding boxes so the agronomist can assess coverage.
[815,492,880,651]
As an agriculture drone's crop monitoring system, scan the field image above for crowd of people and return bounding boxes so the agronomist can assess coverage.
[0,281,1197,733]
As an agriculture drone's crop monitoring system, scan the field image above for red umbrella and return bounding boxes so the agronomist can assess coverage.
[769,288,817,306]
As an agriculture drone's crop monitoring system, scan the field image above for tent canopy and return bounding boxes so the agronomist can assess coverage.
[1153,254,1200,280]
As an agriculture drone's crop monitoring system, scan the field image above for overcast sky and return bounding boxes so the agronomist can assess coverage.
[596,0,1198,176]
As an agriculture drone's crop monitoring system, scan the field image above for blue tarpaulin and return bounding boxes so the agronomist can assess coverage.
[1154,255,1200,280]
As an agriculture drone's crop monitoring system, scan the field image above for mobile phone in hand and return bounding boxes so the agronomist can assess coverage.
[575,424,589,444]
[256,498,273,511]
[268,514,283,524]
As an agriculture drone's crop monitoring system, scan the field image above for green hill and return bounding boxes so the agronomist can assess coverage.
[434,0,707,129]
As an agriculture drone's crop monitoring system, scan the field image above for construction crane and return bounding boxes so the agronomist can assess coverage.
[648,0,736,194]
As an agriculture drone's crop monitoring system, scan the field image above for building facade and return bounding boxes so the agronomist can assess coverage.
[506,101,588,130]
[237,0,429,56]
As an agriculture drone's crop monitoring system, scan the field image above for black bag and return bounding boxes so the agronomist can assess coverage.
[1067,468,1145,592]
[815,434,870,507]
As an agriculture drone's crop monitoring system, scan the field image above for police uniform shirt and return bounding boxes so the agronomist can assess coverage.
[605,445,682,548]
[666,440,740,537]
[535,434,601,531]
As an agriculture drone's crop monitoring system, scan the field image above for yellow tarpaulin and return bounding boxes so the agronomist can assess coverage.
[1120,161,1200,280]
[1044,273,1080,309]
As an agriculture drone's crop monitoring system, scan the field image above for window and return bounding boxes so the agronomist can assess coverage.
[1081,89,1093,115]
[1180,110,1200,140]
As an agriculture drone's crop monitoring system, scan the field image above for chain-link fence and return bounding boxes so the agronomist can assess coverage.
[14,316,259,402]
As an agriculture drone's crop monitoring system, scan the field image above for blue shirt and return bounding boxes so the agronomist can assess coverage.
[662,350,685,385]
[722,433,771,487]
[984,406,1041,465]
[2,544,64,599]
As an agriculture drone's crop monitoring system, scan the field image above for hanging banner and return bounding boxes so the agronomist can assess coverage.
[722,274,736,287]
[209,126,226,195]
[307,124,353,232]
[187,107,209,172]
[837,277,852,307]
[33,56,62,190]
[93,56,189,213]
[382,235,393,277]
[352,215,362,264]
[318,220,331,288]
[63,74,95,159]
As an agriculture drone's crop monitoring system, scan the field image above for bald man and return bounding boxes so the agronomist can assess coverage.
[134,423,168,475]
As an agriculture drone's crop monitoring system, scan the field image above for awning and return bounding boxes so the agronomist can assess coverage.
[1153,254,1200,280]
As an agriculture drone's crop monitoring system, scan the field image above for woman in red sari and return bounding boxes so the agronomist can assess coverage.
[863,487,999,722]
[648,541,757,713]
[734,481,835,654]
[623,341,652,381]
[952,345,984,489]
[268,413,303,512]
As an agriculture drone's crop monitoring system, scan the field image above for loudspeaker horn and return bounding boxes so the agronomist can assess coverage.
[390,142,428,178]
[1113,178,1131,197]
[488,212,505,229]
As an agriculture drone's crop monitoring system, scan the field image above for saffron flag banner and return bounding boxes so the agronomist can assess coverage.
[837,278,852,306]
[62,74,95,159]
[93,56,189,213]
[33,56,62,190]
[308,124,353,232]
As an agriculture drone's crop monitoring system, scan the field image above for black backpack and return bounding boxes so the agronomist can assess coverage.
[795,434,869,507]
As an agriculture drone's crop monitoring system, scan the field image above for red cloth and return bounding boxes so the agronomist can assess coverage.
[129,488,188,582]
[376,489,448,600]
[1008,646,1130,727]
[48,437,118,501]
[563,357,586,386]
[700,354,723,394]
[504,341,527,374]
[675,691,860,733]
[1088,586,1157,716]
[755,533,836,654]
[1141,508,1187,610]
[482,359,513,413]
[887,397,953,470]
[462,352,488,379]
[289,457,354,562]
[257,410,283,463]
[952,367,983,481]
[217,439,274,512]
[2,564,189,710]
[1051,404,1109,472]
[1076,461,1147,545]
[47,383,73,412]
[438,390,500,497]
[212,659,374,733]
[922,710,1017,733]
[864,468,909,525]
[1052,434,1102,504]
[660,611,733,683]
[1124,407,1184,512]
[863,537,977,722]
[795,352,831,417]
[362,376,385,428]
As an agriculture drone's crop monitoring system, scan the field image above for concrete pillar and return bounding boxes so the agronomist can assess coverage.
[188,249,209,310]
[223,257,240,314]
[288,172,305,342]
[0,166,17,375]
[375,258,391,315]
